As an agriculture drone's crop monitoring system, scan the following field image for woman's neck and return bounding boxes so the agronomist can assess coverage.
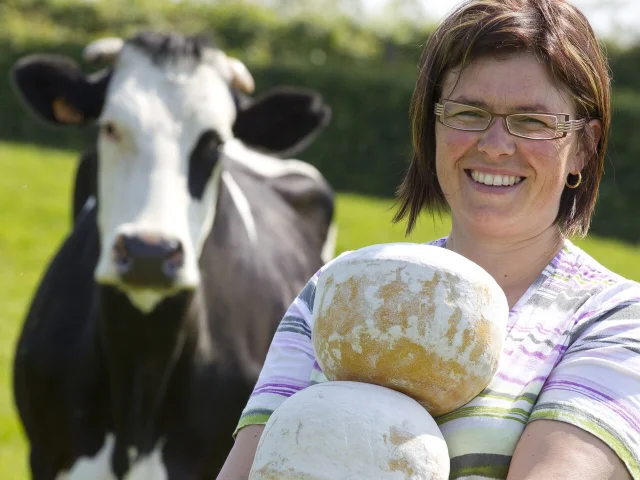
[444,225,565,309]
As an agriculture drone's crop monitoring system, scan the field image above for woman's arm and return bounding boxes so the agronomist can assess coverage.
[507,419,631,480]
[514,290,640,479]
[216,425,266,479]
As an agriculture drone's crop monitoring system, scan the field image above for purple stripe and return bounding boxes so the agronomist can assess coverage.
[551,257,619,284]
[575,299,640,324]
[251,388,301,398]
[551,255,574,271]
[578,262,620,279]
[252,384,300,394]
[544,379,640,432]
[262,376,312,387]
[252,383,304,397]
[575,308,606,323]
[503,343,568,360]
[510,321,565,336]
[496,372,547,386]
[254,382,303,390]
[577,269,607,281]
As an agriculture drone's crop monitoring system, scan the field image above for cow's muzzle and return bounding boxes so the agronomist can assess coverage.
[111,233,184,288]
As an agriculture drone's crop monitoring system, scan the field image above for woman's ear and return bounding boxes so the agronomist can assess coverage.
[575,118,602,171]
[586,118,603,151]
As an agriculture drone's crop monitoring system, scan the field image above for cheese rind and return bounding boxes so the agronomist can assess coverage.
[249,381,450,479]
[312,243,509,416]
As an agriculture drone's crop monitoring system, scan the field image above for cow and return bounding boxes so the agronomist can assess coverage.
[10,31,337,479]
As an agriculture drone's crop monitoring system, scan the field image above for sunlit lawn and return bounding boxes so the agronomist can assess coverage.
[1,141,639,478]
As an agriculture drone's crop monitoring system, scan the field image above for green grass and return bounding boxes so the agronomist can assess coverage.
[1,140,640,478]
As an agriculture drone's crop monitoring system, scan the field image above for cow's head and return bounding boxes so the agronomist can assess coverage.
[11,31,331,313]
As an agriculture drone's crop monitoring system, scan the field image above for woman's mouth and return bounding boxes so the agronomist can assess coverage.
[466,169,524,187]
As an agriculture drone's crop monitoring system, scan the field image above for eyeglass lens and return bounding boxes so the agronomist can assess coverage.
[441,102,560,139]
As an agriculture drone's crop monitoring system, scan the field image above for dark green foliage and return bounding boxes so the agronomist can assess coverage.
[591,90,640,243]
[1,0,640,243]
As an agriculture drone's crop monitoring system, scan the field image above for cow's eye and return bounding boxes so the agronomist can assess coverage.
[188,130,223,200]
[101,122,121,142]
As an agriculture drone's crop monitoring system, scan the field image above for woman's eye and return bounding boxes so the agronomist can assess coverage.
[455,111,483,117]
[520,116,548,126]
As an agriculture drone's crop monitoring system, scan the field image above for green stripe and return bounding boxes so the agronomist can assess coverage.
[450,464,509,479]
[437,406,530,425]
[450,454,511,479]
[546,271,572,282]
[476,390,537,405]
[531,406,640,479]
[232,412,271,439]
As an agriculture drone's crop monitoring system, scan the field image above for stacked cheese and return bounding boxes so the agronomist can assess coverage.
[250,243,509,479]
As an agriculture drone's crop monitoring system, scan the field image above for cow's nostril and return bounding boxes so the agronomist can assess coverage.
[163,245,185,278]
[112,234,133,275]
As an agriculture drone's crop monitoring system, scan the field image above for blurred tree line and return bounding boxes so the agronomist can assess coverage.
[1,0,640,243]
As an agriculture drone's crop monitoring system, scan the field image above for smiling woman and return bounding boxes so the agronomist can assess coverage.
[218,1,640,479]
[430,52,596,285]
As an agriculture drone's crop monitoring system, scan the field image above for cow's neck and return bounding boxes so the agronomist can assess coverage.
[97,285,202,473]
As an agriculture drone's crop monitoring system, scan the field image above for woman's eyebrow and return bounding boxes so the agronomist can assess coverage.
[447,96,487,108]
[448,96,555,113]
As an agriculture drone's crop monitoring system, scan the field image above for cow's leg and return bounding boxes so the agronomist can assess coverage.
[123,446,199,480]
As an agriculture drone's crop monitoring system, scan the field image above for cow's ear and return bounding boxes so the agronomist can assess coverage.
[232,87,331,158]
[11,54,110,126]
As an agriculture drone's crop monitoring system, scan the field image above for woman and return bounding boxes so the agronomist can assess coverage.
[218,0,640,478]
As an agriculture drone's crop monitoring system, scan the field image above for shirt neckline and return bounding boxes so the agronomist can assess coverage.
[427,236,577,328]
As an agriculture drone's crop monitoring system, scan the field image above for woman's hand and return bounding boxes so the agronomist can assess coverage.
[507,419,631,479]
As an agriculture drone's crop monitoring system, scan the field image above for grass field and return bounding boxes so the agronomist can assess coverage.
[1,140,640,477]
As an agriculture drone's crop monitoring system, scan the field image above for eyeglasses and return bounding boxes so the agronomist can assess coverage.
[434,100,587,140]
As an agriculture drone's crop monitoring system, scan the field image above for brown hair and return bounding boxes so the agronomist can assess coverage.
[393,0,611,237]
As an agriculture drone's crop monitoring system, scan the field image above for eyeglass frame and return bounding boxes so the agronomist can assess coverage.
[434,99,587,140]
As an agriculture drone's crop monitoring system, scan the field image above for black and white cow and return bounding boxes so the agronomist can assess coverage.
[69,56,333,226]
[11,31,337,479]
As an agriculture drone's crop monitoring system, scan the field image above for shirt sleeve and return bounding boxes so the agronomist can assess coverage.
[529,291,640,479]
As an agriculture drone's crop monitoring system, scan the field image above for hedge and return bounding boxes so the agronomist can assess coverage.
[1,1,640,243]
[591,90,640,243]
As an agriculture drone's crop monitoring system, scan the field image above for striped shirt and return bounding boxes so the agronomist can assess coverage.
[235,237,640,479]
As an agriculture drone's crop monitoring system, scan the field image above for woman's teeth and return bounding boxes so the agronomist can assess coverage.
[470,170,522,186]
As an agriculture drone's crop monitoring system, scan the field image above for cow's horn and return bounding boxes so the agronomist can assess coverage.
[83,37,125,64]
[227,57,255,94]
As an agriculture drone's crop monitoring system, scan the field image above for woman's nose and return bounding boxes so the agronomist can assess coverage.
[477,117,517,159]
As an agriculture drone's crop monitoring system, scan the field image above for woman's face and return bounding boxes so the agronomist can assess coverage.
[435,52,586,241]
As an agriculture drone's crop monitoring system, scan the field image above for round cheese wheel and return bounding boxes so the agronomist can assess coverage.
[311,242,508,416]
[249,381,449,479]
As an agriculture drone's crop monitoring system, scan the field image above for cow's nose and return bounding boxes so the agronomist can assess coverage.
[112,233,184,287]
